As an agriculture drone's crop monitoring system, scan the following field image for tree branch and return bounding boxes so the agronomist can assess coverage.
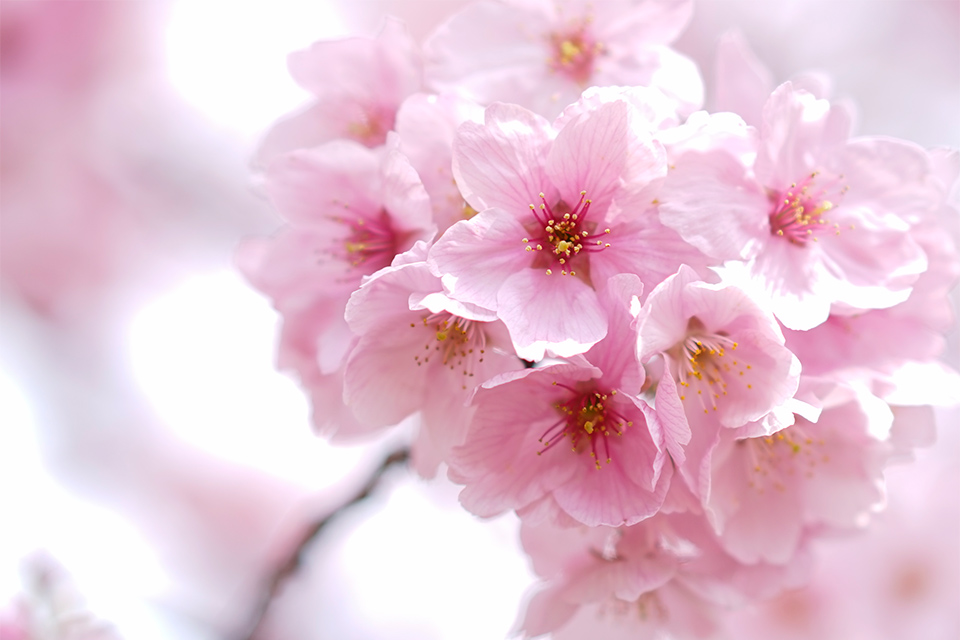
[236,447,411,640]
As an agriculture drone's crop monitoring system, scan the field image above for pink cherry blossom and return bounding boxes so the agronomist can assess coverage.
[519,519,682,639]
[394,92,485,234]
[635,265,801,501]
[711,30,831,128]
[256,17,423,164]
[637,265,801,429]
[782,147,959,380]
[659,82,932,330]
[238,140,434,435]
[342,242,523,475]
[0,0,153,317]
[719,417,960,640]
[430,90,709,360]
[518,513,811,639]
[1,553,123,640]
[423,0,702,118]
[706,383,892,565]
[449,274,674,527]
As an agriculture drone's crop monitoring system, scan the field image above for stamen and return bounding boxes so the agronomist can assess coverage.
[409,312,487,389]
[741,423,828,494]
[538,385,630,469]
[769,171,849,246]
[332,208,399,271]
[547,22,604,85]
[672,318,746,413]
[525,190,609,275]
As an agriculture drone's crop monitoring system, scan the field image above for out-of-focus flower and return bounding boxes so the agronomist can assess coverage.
[0,553,123,640]
[0,1,155,317]
[238,139,435,435]
[424,0,703,118]
[518,512,810,639]
[707,383,891,565]
[256,17,423,164]
[720,415,960,640]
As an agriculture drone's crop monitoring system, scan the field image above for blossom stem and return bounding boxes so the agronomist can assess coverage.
[235,447,411,640]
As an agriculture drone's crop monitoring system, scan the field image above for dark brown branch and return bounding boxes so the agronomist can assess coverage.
[236,447,411,640]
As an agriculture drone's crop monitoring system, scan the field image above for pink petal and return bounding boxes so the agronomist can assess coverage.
[712,30,773,127]
[552,408,670,527]
[583,274,645,392]
[428,208,530,310]
[520,586,579,639]
[635,264,700,360]
[265,141,381,227]
[451,366,594,516]
[755,82,853,190]
[546,100,637,214]
[395,92,484,232]
[379,146,436,238]
[289,16,421,102]
[343,330,428,427]
[497,268,608,360]
[588,214,715,299]
[658,149,768,261]
[255,99,357,165]
[452,102,557,214]
[651,371,691,465]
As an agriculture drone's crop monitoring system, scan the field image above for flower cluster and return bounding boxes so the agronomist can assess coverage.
[241,1,959,637]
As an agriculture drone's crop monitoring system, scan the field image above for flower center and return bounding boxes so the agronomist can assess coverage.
[522,191,610,276]
[345,104,394,147]
[740,423,828,494]
[671,318,747,414]
[768,171,848,246]
[537,385,631,469]
[548,24,602,85]
[411,312,486,389]
[335,209,400,272]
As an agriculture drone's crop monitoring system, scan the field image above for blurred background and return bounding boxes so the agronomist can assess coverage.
[0,1,957,639]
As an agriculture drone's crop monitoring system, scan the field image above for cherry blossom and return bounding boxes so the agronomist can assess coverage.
[430,89,708,360]
[393,92,485,234]
[659,82,932,330]
[238,139,434,435]
[423,0,702,118]
[518,513,811,639]
[634,265,801,501]
[342,241,523,475]
[256,17,423,164]
[449,275,674,527]
[230,9,960,639]
[707,383,892,565]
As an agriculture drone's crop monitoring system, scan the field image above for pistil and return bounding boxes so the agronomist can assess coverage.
[523,190,610,276]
